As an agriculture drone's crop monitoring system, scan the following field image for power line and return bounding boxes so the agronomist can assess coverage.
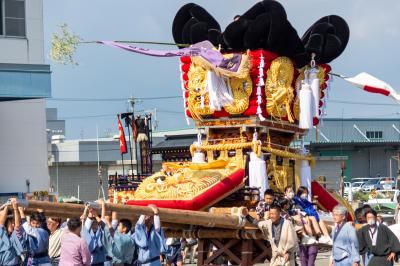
[48,98,125,102]
[47,96,400,106]
[47,96,181,102]
[58,109,182,120]
[50,148,121,153]
[58,114,117,120]
[137,96,181,100]
[330,99,399,106]
[340,112,400,119]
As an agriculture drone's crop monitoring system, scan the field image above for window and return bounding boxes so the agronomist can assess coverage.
[366,131,383,139]
[0,0,25,37]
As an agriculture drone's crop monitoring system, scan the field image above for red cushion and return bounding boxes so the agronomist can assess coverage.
[311,181,353,221]
[126,169,245,210]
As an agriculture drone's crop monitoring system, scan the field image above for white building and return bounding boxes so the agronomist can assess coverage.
[45,108,167,201]
[0,0,51,196]
[48,136,163,202]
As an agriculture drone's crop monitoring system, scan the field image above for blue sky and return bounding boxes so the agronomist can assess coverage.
[43,0,400,139]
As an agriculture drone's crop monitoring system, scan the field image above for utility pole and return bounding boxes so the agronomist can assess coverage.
[397,152,400,190]
[128,96,140,178]
[96,125,106,199]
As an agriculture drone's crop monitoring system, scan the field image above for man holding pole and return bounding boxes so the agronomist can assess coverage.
[19,207,52,266]
[0,198,24,266]
[100,199,135,266]
[134,204,166,266]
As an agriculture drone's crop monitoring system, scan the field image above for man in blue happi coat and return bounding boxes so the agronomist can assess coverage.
[133,205,167,266]
[100,200,135,266]
[0,198,24,266]
[19,207,51,266]
[81,206,107,266]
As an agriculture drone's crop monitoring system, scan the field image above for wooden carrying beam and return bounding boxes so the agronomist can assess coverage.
[26,200,256,229]
[164,228,264,239]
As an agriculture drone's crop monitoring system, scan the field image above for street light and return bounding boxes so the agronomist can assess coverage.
[397,169,400,190]
[26,179,30,194]
[340,161,346,197]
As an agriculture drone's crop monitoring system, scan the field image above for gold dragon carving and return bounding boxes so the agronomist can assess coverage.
[133,160,238,200]
[265,57,295,122]
[267,155,293,193]
[186,54,252,119]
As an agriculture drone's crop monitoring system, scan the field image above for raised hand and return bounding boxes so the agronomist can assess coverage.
[10,198,18,210]
[148,204,159,215]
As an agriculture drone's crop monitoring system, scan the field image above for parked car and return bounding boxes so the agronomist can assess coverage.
[352,177,374,183]
[362,178,380,192]
[344,182,351,195]
[378,178,396,190]
[367,189,399,204]
[351,181,365,192]
[362,177,395,192]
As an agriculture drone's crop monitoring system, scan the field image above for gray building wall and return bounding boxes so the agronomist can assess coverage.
[48,133,163,200]
[307,118,400,142]
[49,164,108,202]
[0,99,50,193]
[46,108,66,140]
[310,144,400,181]
[312,156,345,190]
[46,108,58,120]
[79,141,135,162]
[306,118,400,182]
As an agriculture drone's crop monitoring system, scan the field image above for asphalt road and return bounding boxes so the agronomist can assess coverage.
[184,251,400,265]
[184,251,331,265]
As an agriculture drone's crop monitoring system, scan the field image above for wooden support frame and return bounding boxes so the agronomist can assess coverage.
[196,238,271,266]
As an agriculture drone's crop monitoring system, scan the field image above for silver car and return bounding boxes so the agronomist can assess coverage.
[362,179,380,192]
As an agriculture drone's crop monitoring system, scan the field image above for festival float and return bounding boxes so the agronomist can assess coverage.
[102,2,353,216]
[31,1,400,264]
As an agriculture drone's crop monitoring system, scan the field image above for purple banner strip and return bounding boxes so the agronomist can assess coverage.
[100,40,242,73]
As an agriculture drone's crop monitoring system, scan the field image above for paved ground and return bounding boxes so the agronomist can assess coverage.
[184,251,400,265]
[185,251,331,265]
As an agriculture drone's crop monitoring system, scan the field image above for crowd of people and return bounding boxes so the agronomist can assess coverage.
[254,186,333,266]
[253,186,400,266]
[2,188,400,266]
[0,198,183,266]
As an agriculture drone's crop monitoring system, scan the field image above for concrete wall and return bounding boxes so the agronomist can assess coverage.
[49,164,108,202]
[0,0,44,64]
[51,139,136,163]
[312,156,345,190]
[46,108,65,138]
[349,149,370,177]
[52,141,80,163]
[47,120,65,136]
[78,141,134,163]
[0,99,49,193]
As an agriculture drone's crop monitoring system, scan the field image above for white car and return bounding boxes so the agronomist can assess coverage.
[344,182,351,195]
[367,189,400,204]
[351,181,364,192]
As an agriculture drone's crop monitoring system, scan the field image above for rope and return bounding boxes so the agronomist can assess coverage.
[261,146,315,165]
[190,142,253,156]
[190,142,315,163]
[81,40,190,47]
